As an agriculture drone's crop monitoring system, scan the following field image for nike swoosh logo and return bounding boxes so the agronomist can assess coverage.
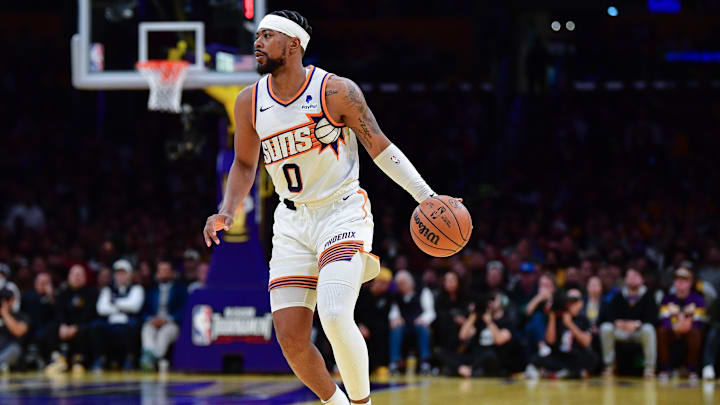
[260,105,274,112]
[342,195,351,201]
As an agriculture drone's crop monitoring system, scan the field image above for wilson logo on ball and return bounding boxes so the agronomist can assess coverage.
[413,213,440,245]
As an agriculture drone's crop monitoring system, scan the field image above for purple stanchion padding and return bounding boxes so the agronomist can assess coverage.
[173,119,289,372]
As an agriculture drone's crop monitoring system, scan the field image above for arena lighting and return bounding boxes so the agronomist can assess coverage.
[551,21,561,31]
[104,0,137,22]
[607,6,619,16]
[566,21,576,31]
[665,51,720,63]
[648,0,681,13]
[244,0,254,19]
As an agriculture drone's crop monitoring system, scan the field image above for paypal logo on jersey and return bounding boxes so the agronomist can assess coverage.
[301,94,318,110]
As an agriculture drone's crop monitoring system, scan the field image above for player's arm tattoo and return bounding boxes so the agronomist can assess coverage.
[341,79,381,150]
[325,88,339,96]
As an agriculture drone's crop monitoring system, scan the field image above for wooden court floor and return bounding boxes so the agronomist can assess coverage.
[0,372,717,404]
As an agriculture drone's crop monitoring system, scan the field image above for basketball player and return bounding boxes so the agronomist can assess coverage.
[203,10,439,405]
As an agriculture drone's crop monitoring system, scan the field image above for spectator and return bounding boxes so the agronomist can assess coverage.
[135,261,154,290]
[434,271,470,361]
[524,288,596,379]
[699,247,720,295]
[599,268,657,378]
[584,276,603,329]
[679,260,718,307]
[523,272,556,354]
[5,191,45,232]
[0,263,21,313]
[21,272,56,369]
[182,249,201,283]
[579,260,595,287]
[388,270,435,374]
[450,292,521,377]
[96,266,112,289]
[657,267,707,380]
[585,275,604,370]
[140,260,187,371]
[702,297,720,380]
[355,267,393,376]
[598,265,621,303]
[510,261,539,312]
[91,259,145,371]
[188,261,210,294]
[478,260,506,295]
[45,264,97,374]
[0,288,29,371]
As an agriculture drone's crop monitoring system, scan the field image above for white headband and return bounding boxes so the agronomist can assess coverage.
[257,14,310,51]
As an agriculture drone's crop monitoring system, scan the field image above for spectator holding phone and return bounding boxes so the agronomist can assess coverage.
[524,288,596,379]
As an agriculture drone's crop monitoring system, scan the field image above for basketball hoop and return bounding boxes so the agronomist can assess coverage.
[136,60,190,113]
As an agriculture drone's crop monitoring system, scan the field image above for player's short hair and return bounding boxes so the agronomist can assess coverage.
[269,10,313,36]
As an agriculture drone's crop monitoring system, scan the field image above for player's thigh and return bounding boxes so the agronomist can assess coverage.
[270,285,318,313]
[272,303,315,351]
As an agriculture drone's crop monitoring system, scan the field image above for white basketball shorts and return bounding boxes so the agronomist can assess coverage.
[268,186,378,312]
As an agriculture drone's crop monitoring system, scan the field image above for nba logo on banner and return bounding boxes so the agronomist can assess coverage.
[192,305,213,346]
[89,43,104,72]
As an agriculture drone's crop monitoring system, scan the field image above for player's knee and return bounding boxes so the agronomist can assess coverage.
[317,286,354,334]
[275,327,310,357]
[317,301,348,332]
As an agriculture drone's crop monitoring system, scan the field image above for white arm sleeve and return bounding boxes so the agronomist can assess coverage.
[373,144,435,203]
[114,285,145,314]
[418,288,436,325]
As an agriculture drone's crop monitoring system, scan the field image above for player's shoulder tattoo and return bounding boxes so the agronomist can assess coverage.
[325,75,341,97]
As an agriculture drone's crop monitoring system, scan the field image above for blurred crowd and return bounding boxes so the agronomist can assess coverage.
[347,257,720,381]
[0,255,208,373]
[3,9,720,379]
[338,87,720,381]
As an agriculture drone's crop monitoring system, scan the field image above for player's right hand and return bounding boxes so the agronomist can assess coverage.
[203,213,234,247]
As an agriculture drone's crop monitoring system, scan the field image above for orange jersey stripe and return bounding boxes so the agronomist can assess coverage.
[357,189,369,219]
[318,240,364,270]
[318,240,365,258]
[268,282,318,291]
[320,73,344,127]
[251,83,258,130]
[268,65,316,106]
[318,251,359,266]
[268,276,319,291]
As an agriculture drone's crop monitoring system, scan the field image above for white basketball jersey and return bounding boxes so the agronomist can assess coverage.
[252,65,360,203]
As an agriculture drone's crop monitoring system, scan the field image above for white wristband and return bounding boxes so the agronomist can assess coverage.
[373,144,435,203]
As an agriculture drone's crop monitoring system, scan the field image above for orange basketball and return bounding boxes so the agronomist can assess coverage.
[409,195,472,257]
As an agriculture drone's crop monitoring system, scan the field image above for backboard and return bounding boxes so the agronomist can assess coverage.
[71,0,264,90]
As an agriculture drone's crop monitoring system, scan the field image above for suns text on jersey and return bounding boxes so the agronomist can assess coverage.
[261,124,319,165]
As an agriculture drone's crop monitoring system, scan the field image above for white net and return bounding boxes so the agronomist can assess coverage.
[137,60,190,113]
